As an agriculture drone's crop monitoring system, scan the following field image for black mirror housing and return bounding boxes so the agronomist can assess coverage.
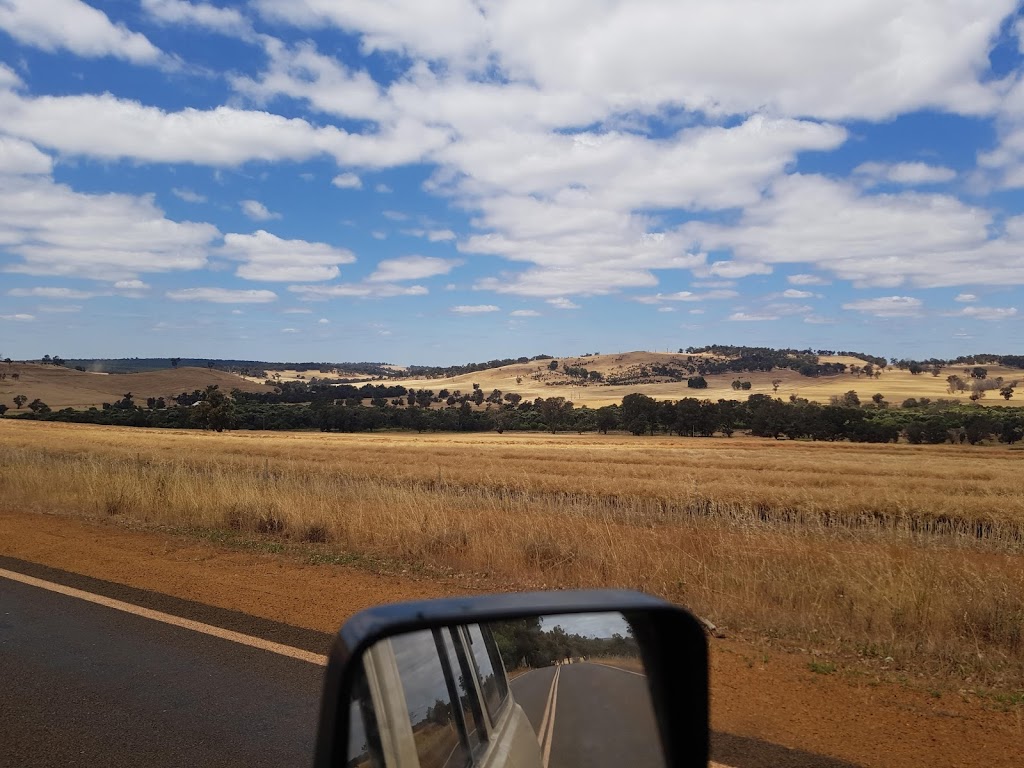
[313,589,708,768]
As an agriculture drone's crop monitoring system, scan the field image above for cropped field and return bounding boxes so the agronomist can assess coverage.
[1,420,1022,687]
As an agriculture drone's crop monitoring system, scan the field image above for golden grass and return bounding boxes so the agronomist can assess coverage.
[1,420,1022,685]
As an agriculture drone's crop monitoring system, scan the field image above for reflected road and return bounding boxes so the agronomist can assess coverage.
[511,662,663,768]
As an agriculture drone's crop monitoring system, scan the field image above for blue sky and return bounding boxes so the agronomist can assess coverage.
[0,0,1022,365]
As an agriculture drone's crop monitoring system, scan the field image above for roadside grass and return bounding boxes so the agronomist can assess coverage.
[1,420,1023,689]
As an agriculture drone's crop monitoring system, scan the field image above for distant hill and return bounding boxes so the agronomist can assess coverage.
[386,350,1021,408]
[0,364,271,412]
[62,358,393,377]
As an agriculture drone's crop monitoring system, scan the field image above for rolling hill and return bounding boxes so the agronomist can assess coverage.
[0,364,272,412]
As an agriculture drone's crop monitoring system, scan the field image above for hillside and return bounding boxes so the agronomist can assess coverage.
[388,351,1020,407]
[0,364,271,412]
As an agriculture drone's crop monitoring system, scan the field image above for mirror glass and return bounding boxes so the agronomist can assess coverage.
[346,612,665,768]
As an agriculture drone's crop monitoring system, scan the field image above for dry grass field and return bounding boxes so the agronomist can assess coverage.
[388,351,1020,407]
[1,419,1022,688]
[0,364,270,411]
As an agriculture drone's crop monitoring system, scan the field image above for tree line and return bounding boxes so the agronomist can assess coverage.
[8,386,1023,445]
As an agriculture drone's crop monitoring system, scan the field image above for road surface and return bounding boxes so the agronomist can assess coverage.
[0,557,859,767]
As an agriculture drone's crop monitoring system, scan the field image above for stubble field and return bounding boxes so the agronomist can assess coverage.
[1,419,1022,689]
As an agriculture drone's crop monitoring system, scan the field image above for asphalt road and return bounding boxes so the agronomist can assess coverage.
[512,663,663,768]
[0,558,861,768]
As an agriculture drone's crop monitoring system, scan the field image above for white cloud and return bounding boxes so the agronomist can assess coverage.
[141,0,254,39]
[547,297,580,310]
[428,229,456,242]
[318,317,330,324]
[9,287,98,299]
[0,86,443,169]
[382,210,409,221]
[728,312,778,322]
[788,273,829,286]
[955,293,977,302]
[854,161,957,185]
[369,255,460,282]
[804,315,837,325]
[166,287,278,303]
[956,306,1018,321]
[657,306,674,313]
[451,304,500,314]
[635,289,738,304]
[684,174,1024,288]
[689,309,704,315]
[0,0,161,63]
[375,183,392,193]
[783,289,814,299]
[283,307,313,313]
[510,309,540,317]
[289,283,428,299]
[37,304,83,313]
[281,327,299,333]
[0,313,34,321]
[842,296,923,317]
[240,199,282,221]
[258,0,1009,121]
[332,172,363,189]
[704,261,772,279]
[220,230,355,282]
[171,187,206,203]
[0,135,52,175]
[0,174,217,280]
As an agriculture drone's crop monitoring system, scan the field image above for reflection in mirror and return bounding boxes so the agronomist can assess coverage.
[345,612,665,768]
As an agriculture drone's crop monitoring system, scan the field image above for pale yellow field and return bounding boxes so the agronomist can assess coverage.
[0,364,271,411]
[2,420,1022,685]
[388,351,1019,407]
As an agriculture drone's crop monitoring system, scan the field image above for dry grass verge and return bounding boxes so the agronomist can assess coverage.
[1,421,1022,688]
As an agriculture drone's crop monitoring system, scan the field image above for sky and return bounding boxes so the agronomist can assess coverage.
[0,0,1023,365]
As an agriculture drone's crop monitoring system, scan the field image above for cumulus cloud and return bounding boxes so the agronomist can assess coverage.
[141,0,255,39]
[0,135,52,175]
[788,273,829,286]
[956,305,1018,320]
[547,297,580,310]
[782,289,814,298]
[9,287,99,299]
[0,174,217,280]
[683,174,1024,288]
[368,255,460,282]
[171,187,206,203]
[728,311,778,322]
[166,287,278,303]
[854,161,957,185]
[221,230,355,282]
[0,0,161,63]
[332,172,363,189]
[510,309,540,317]
[240,199,282,221]
[451,304,500,314]
[955,293,978,302]
[289,283,428,299]
[0,313,35,321]
[842,296,923,317]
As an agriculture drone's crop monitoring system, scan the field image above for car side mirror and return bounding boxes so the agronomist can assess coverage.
[313,590,708,768]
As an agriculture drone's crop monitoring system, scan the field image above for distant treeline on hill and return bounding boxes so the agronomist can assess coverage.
[405,354,554,379]
[679,346,857,377]
[8,387,1023,446]
[59,358,395,378]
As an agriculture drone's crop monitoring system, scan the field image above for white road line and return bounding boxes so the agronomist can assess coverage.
[540,665,560,768]
[586,660,646,677]
[536,665,559,747]
[0,567,328,667]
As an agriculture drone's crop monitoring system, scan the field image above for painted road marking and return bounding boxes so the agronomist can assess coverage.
[536,665,559,747]
[0,567,328,667]
[586,660,646,677]
[539,665,561,768]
